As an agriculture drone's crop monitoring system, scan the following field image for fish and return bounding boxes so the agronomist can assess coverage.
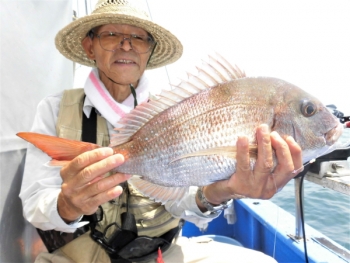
[17,54,346,203]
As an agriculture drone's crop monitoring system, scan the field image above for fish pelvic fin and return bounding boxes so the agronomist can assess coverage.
[110,53,246,147]
[170,145,258,164]
[17,132,100,163]
[128,176,189,204]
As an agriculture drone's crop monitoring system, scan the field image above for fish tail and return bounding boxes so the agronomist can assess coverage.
[16,132,100,162]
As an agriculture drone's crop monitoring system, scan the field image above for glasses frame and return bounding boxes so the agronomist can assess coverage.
[90,30,156,54]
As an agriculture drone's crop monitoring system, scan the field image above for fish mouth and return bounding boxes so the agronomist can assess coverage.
[325,123,343,146]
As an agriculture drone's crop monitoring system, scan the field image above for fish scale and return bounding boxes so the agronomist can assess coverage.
[111,80,290,186]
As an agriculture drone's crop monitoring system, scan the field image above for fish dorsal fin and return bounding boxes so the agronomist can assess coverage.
[128,176,189,204]
[169,145,258,164]
[110,54,246,146]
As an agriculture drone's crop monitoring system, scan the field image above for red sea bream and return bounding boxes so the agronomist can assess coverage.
[17,55,346,203]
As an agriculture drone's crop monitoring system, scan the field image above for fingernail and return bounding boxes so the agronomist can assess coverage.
[237,136,248,147]
[287,136,296,143]
[260,124,269,133]
[270,131,279,138]
[101,147,113,156]
[124,174,132,179]
[110,186,123,197]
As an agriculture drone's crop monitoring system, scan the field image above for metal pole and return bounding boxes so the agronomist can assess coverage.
[294,177,304,239]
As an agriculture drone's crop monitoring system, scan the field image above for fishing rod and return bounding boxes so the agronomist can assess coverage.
[145,0,172,88]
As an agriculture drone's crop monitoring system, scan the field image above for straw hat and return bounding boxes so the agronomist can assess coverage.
[55,0,183,69]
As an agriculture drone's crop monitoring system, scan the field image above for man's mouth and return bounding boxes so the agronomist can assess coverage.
[115,59,135,64]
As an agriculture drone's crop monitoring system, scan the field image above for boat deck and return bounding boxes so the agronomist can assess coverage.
[182,199,350,263]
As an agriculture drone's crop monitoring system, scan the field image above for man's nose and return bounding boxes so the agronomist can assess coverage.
[119,37,133,51]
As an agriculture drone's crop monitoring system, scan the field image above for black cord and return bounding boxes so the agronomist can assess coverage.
[299,172,309,263]
[125,183,130,213]
[129,84,138,108]
[295,162,311,263]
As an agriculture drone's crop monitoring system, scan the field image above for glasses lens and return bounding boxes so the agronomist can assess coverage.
[129,34,154,53]
[98,32,154,53]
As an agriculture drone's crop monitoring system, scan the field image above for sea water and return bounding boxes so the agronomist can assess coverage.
[271,179,350,250]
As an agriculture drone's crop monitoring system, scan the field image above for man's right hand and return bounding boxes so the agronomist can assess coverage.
[57,147,131,223]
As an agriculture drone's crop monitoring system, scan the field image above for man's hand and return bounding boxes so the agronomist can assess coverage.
[57,147,131,223]
[199,124,303,210]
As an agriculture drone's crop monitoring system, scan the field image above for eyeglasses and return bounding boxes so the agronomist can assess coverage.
[92,31,156,54]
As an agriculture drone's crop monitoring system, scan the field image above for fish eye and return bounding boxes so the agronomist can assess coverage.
[301,100,317,117]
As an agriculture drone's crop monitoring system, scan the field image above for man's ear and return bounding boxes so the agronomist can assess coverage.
[81,36,95,60]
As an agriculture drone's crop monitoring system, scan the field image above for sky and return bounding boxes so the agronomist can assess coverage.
[74,0,350,115]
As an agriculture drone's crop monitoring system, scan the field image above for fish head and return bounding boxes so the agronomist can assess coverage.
[272,80,344,164]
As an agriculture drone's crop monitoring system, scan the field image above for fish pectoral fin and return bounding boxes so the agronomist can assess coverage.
[128,177,189,204]
[170,145,258,164]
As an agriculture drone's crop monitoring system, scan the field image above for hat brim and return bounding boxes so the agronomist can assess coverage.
[55,13,183,69]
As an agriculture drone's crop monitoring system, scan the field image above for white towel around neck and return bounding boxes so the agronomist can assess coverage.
[84,68,150,127]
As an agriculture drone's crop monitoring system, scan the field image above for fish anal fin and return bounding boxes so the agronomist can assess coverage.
[128,177,189,204]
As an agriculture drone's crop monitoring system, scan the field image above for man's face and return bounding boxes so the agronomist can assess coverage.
[82,24,152,85]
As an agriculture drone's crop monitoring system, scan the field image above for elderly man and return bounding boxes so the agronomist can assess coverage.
[19,0,302,262]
